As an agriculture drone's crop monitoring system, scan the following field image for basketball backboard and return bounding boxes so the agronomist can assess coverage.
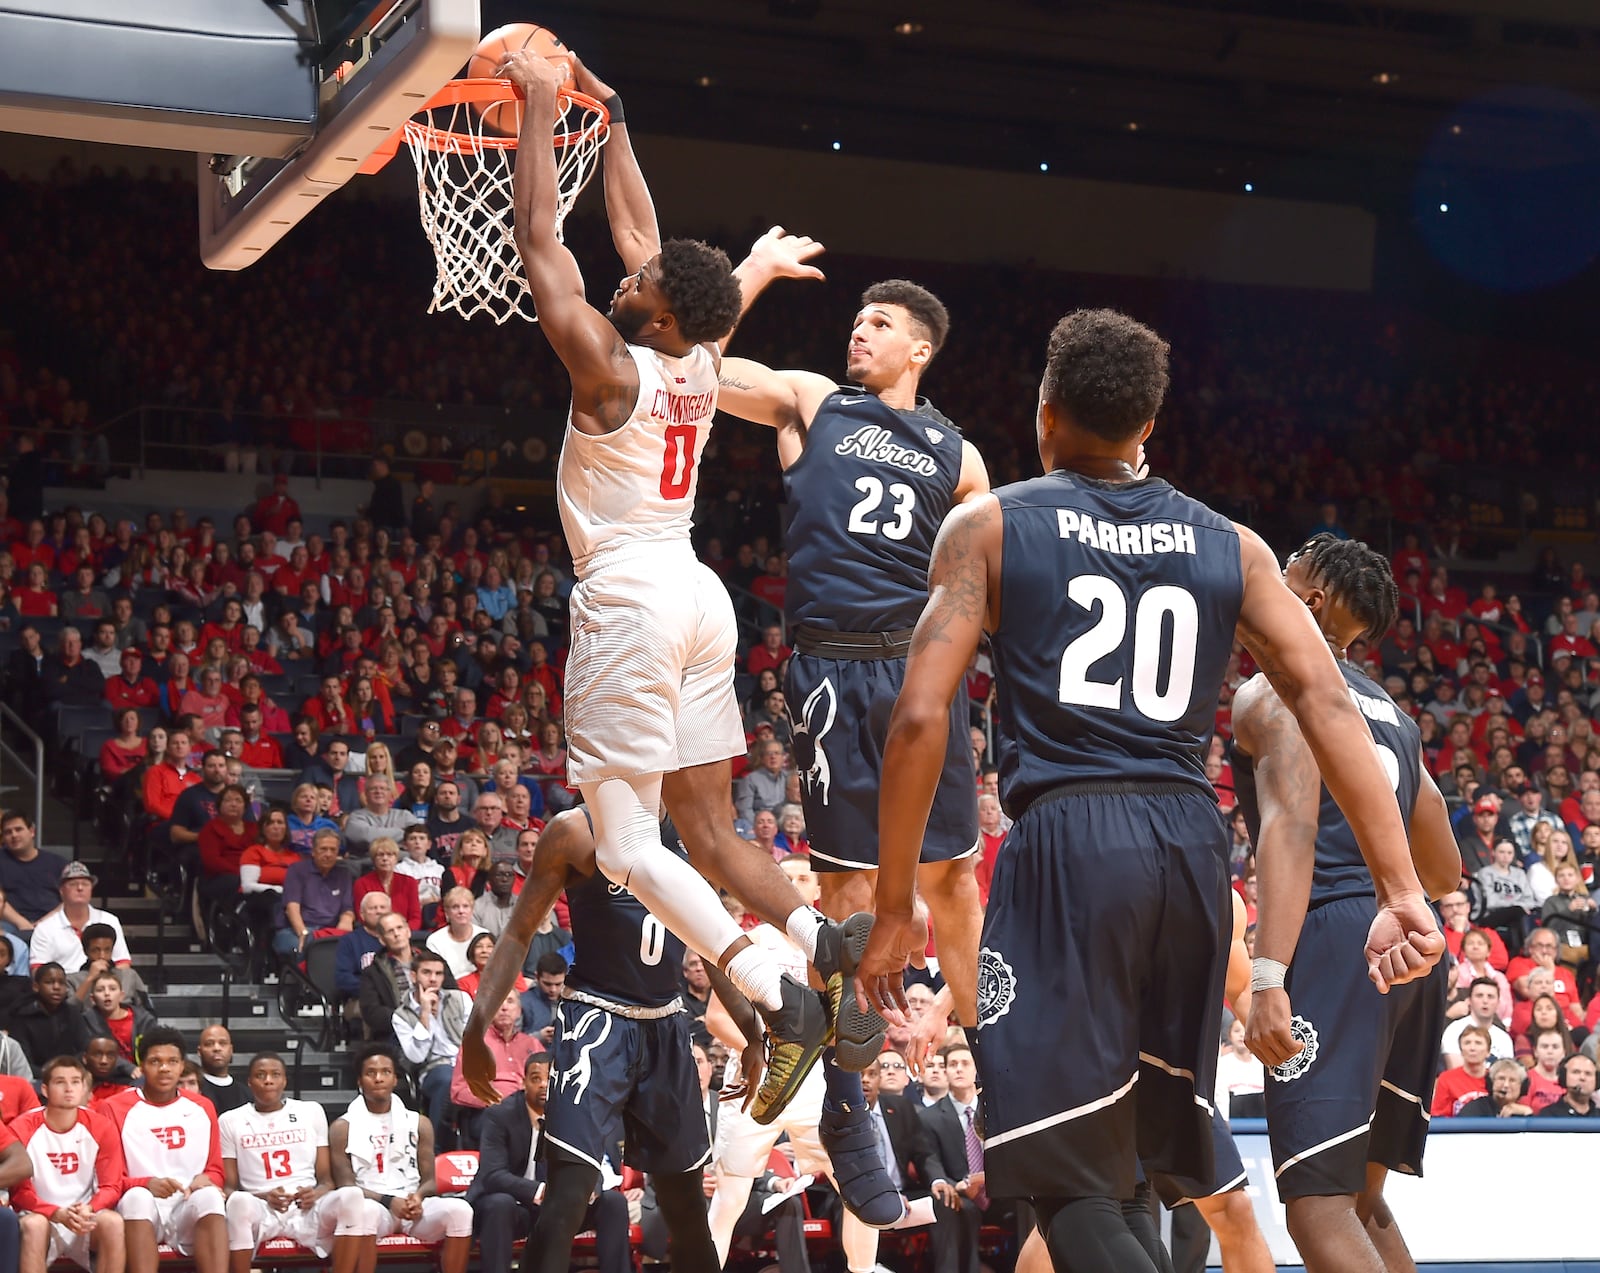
[0,0,479,270]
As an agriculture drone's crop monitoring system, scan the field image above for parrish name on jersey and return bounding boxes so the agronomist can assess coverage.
[1056,509,1198,557]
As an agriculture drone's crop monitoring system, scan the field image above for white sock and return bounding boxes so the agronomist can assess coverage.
[785,905,824,962]
[724,944,785,1012]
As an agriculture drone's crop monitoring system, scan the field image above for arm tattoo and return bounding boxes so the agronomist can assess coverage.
[911,502,993,654]
[718,374,756,392]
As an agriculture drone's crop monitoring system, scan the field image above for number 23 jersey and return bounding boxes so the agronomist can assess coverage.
[782,392,965,634]
[990,471,1242,816]
[219,1099,328,1192]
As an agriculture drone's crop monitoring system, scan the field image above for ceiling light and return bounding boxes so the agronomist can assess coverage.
[695,75,714,87]
[1125,121,1140,132]
[892,20,924,35]
[1372,71,1397,85]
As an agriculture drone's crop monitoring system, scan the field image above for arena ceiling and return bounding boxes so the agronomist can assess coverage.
[496,0,1600,207]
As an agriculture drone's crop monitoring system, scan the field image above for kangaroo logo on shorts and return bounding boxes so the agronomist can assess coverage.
[1269,1016,1320,1082]
[792,679,837,805]
[976,947,1018,1028]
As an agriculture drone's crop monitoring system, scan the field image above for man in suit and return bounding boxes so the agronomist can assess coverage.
[466,1052,632,1273]
[914,1044,987,1273]
[862,1054,941,1202]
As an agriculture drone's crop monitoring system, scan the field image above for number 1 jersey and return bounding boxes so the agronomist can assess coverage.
[219,1099,328,1192]
[989,471,1242,817]
[557,342,718,580]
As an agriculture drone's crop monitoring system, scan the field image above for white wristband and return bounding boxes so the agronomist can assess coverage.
[1250,957,1288,993]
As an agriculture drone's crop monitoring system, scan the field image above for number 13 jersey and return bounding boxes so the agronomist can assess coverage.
[558,343,719,580]
[990,471,1242,817]
[219,1099,328,1193]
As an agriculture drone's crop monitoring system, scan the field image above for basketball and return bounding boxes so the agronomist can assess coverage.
[468,22,575,134]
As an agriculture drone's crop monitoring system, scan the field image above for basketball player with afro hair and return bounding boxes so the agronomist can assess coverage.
[490,47,874,1129]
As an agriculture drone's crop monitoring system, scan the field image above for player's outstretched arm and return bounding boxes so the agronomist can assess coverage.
[1411,761,1468,900]
[717,358,835,432]
[723,226,826,350]
[502,52,635,428]
[1232,526,1441,992]
[462,809,590,1104]
[1232,672,1320,1067]
[858,494,1000,1021]
[571,56,659,273]
[703,963,765,1108]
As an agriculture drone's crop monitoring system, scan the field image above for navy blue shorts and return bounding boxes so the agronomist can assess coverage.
[1164,1107,1248,1207]
[785,651,979,872]
[1264,895,1446,1200]
[541,1000,710,1177]
[974,784,1230,1203]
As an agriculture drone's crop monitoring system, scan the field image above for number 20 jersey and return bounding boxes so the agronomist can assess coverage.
[557,342,718,580]
[783,392,965,634]
[990,471,1242,817]
[219,1099,328,1192]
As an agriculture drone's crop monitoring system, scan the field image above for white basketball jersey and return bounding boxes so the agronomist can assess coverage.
[107,1089,221,1183]
[13,1109,113,1207]
[220,1099,327,1192]
[557,342,718,578]
[341,1097,421,1195]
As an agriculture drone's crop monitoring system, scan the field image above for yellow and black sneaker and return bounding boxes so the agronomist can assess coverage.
[750,974,831,1125]
[814,911,888,1071]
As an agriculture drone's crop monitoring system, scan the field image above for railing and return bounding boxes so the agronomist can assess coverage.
[0,702,45,836]
[29,398,570,490]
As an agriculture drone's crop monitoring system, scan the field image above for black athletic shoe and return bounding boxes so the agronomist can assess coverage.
[819,1102,908,1228]
[814,912,888,1071]
[751,974,831,1125]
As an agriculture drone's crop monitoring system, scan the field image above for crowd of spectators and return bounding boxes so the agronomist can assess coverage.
[3,162,1600,1271]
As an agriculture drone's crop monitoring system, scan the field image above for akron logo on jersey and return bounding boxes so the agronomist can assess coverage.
[924,426,944,445]
[976,947,1018,1028]
[1269,1016,1321,1083]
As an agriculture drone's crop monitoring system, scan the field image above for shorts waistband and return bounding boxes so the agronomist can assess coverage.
[575,539,698,578]
[563,987,685,1020]
[1016,779,1204,819]
[792,624,916,660]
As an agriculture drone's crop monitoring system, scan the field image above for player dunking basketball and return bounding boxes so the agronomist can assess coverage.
[857,309,1443,1273]
[1233,536,1459,1273]
[496,49,867,1121]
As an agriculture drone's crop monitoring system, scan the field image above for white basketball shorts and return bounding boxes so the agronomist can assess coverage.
[564,550,746,785]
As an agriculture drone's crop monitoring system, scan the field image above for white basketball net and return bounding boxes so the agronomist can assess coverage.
[403,90,609,324]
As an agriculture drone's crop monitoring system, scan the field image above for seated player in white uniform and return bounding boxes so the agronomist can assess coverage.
[105,1027,228,1273]
[219,1053,368,1273]
[330,1045,472,1273]
[10,1054,127,1273]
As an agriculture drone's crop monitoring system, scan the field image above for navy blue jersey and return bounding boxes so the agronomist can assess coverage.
[782,391,965,633]
[564,821,687,1008]
[989,472,1243,816]
[1235,661,1422,908]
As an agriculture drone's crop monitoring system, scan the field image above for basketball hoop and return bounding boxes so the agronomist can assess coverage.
[396,79,610,324]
